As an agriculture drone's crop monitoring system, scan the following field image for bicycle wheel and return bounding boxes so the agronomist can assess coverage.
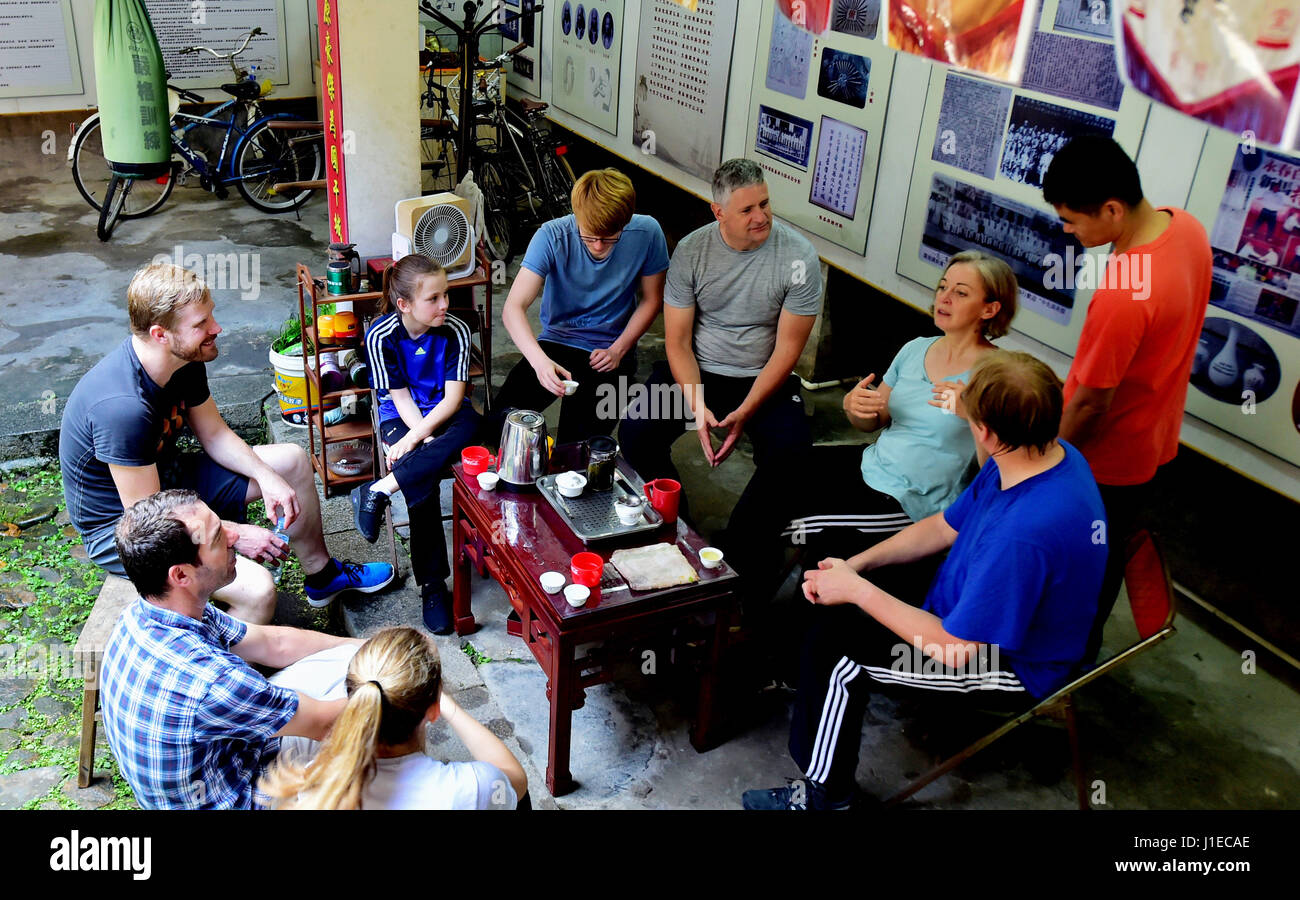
[539,151,575,219]
[72,115,175,218]
[478,157,515,262]
[233,120,323,213]
[97,174,132,241]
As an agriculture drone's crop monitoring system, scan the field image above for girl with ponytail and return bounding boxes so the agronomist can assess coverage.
[260,626,527,809]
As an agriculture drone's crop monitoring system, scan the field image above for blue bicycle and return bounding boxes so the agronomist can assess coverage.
[70,29,323,239]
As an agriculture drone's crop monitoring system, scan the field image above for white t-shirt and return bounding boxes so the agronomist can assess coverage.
[362,754,517,810]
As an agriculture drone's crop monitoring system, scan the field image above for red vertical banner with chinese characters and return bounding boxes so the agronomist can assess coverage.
[318,0,348,242]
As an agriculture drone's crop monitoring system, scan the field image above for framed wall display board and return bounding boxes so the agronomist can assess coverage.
[1183,130,1300,468]
[630,0,738,181]
[552,0,624,134]
[894,55,1148,355]
[502,0,543,97]
[745,2,894,255]
[144,0,289,88]
[0,0,83,98]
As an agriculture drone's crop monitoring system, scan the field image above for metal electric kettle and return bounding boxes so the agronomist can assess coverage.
[497,409,550,487]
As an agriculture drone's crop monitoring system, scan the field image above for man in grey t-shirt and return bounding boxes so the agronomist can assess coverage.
[621,159,823,607]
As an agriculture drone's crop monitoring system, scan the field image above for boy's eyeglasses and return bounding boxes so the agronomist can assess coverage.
[579,231,623,247]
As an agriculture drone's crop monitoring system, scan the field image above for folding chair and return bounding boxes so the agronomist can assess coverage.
[884,529,1178,810]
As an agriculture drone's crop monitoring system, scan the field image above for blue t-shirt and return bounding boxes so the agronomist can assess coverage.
[366,311,472,423]
[862,336,979,522]
[522,213,669,352]
[924,442,1106,698]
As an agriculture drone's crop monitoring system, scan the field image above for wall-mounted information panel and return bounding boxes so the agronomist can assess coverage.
[744,1,893,255]
[895,9,1148,356]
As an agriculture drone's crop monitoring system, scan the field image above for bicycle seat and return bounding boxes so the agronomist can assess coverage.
[520,97,549,113]
[221,81,261,101]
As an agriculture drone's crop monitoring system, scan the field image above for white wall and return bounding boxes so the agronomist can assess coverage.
[0,0,320,115]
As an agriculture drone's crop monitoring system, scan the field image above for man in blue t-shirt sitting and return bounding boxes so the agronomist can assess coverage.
[488,167,669,444]
[744,351,1106,810]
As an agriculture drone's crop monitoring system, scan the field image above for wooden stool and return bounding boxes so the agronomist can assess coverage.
[72,575,136,788]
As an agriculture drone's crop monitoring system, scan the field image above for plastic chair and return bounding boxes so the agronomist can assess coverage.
[884,529,1178,810]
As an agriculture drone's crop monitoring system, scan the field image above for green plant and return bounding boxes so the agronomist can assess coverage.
[460,642,493,666]
[271,310,314,355]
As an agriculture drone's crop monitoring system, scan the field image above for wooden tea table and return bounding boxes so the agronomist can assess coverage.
[450,449,740,795]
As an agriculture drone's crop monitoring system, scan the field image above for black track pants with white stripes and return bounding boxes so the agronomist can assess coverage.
[788,604,1032,800]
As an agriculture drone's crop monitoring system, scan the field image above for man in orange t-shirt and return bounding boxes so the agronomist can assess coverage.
[1043,136,1211,657]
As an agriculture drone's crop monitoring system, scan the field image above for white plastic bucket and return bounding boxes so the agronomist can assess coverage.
[269,344,322,426]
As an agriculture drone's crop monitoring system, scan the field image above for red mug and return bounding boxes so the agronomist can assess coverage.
[571,551,603,587]
[644,478,681,524]
[462,447,495,477]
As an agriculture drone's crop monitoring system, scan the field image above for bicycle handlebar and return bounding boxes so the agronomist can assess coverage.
[177,27,264,78]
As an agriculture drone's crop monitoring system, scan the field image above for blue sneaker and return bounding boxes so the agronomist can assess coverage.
[304,559,395,608]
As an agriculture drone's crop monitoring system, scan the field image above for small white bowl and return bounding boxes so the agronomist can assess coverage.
[556,471,587,498]
[563,584,590,607]
[699,547,724,569]
[477,471,500,491]
[540,571,565,594]
[615,502,642,525]
[561,379,579,396]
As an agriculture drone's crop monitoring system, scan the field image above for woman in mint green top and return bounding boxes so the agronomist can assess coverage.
[785,251,1018,567]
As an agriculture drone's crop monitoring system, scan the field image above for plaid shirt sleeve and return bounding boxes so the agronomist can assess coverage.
[193,662,299,743]
[204,604,248,647]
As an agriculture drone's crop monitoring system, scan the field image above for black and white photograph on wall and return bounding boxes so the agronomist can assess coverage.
[930,72,1013,180]
[998,96,1115,187]
[810,115,867,217]
[1190,316,1282,405]
[1209,145,1300,339]
[755,105,814,168]
[817,48,870,108]
[831,0,880,38]
[920,174,1081,324]
[1021,31,1123,110]
[1052,0,1112,39]
[766,7,814,99]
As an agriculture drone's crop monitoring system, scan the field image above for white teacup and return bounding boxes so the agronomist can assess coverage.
[615,501,642,525]
[561,379,579,396]
[699,547,724,569]
[540,571,565,594]
[563,584,590,606]
[477,471,500,491]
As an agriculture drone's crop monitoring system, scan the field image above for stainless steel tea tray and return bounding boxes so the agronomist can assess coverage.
[536,466,663,543]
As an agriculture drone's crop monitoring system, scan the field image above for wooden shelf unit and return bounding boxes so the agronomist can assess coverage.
[295,263,382,498]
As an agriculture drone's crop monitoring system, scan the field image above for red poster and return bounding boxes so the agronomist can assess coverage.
[318,0,348,241]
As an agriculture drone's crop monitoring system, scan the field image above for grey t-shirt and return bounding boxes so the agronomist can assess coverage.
[663,220,823,377]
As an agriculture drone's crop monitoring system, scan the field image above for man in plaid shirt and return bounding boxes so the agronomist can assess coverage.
[100,489,362,809]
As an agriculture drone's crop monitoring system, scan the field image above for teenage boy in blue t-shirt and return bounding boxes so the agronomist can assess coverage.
[744,351,1107,810]
[488,167,669,444]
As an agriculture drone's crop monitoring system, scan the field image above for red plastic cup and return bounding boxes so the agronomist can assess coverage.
[644,478,681,524]
[571,551,603,587]
[462,446,495,477]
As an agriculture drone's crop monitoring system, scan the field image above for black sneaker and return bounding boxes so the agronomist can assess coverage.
[351,481,390,543]
[422,580,454,635]
[741,779,852,811]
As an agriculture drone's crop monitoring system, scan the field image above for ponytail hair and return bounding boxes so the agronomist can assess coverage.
[379,254,446,315]
[259,627,443,809]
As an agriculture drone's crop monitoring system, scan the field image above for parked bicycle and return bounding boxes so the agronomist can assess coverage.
[69,28,323,240]
[419,1,574,261]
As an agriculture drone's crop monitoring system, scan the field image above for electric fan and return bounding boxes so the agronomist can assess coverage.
[393,192,476,278]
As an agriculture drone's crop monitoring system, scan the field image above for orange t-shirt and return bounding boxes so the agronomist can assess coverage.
[1063,207,1212,486]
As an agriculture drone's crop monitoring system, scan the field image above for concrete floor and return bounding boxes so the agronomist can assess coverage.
[2,120,1298,810]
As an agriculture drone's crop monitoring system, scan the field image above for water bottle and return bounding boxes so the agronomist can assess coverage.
[269,516,290,585]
